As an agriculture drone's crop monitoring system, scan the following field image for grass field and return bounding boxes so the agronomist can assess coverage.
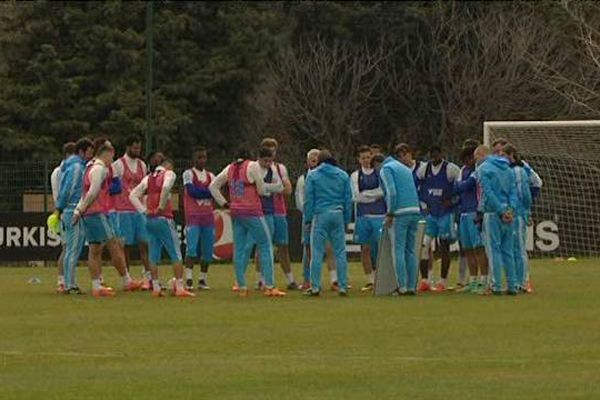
[1,259,600,400]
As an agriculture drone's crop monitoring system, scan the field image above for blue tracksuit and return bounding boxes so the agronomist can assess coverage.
[55,154,87,290]
[513,163,533,287]
[380,156,421,292]
[304,161,352,292]
[477,155,518,292]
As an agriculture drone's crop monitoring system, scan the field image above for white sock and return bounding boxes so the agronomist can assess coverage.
[330,270,338,283]
[92,279,102,291]
[122,273,132,286]
[199,272,208,281]
[143,270,152,280]
[185,268,193,281]
[367,272,374,284]
[57,275,65,285]
[176,279,184,291]
[99,275,105,284]
[285,272,295,284]
[153,279,161,293]
[480,275,488,284]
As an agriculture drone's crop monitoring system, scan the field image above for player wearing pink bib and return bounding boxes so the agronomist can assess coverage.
[209,147,286,297]
[73,139,142,297]
[130,158,194,298]
[112,135,152,289]
[259,138,298,290]
[183,147,216,291]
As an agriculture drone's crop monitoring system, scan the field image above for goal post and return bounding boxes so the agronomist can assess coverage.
[483,120,600,257]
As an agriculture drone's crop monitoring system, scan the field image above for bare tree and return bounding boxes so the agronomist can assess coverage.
[526,1,600,116]
[268,37,390,167]
[425,2,564,151]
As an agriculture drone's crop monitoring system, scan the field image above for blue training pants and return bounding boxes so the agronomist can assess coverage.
[61,210,85,289]
[389,213,420,292]
[483,213,517,292]
[232,216,274,289]
[514,215,529,287]
[309,211,347,292]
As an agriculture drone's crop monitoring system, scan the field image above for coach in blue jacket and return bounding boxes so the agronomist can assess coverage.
[474,145,519,295]
[304,149,352,296]
[379,150,421,294]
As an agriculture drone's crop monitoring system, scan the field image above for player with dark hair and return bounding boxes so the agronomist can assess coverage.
[182,146,216,291]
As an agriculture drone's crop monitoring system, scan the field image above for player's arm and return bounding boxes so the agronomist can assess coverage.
[158,170,176,211]
[129,176,149,213]
[55,163,80,213]
[248,161,267,196]
[343,174,353,225]
[295,175,305,212]
[303,174,315,224]
[50,167,60,203]
[263,165,284,195]
[74,165,106,216]
[183,170,212,199]
[479,168,508,216]
[453,174,476,195]
[278,164,293,195]
[379,166,396,214]
[447,162,461,183]
[208,165,229,207]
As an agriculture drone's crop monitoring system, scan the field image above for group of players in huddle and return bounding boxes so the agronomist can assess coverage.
[49,134,541,298]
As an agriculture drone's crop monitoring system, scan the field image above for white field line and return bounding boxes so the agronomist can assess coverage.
[1,350,599,365]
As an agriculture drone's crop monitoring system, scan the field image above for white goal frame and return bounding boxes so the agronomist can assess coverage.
[483,120,600,146]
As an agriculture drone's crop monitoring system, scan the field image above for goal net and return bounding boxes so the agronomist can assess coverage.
[483,120,600,257]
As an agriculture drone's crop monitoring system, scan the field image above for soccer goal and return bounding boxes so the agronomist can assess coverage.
[483,120,600,257]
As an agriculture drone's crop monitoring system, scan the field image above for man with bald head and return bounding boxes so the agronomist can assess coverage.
[474,144,518,295]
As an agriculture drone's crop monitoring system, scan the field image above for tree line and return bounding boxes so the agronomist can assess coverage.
[0,1,598,173]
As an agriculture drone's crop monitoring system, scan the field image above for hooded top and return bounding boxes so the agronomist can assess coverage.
[56,154,87,211]
[476,155,518,216]
[303,161,352,225]
[379,156,420,216]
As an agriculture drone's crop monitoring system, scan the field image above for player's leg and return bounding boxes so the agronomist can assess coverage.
[513,215,529,291]
[308,215,327,295]
[273,215,296,289]
[390,216,409,293]
[436,214,453,291]
[158,218,193,297]
[355,216,374,291]
[300,216,311,289]
[61,210,82,292]
[500,222,517,295]
[232,217,251,294]
[134,212,153,285]
[197,225,215,290]
[325,244,338,290]
[184,225,200,290]
[251,216,285,296]
[87,243,112,297]
[482,213,503,294]
[404,215,420,293]
[329,212,348,295]
[146,225,163,296]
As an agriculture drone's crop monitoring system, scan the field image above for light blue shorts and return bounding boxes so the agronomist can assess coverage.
[82,213,115,244]
[108,212,120,238]
[353,216,385,245]
[272,215,289,246]
[458,212,483,250]
[185,225,215,262]
[425,213,456,242]
[146,217,182,265]
[118,212,149,246]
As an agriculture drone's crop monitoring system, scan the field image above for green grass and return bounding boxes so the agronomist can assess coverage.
[1,259,600,400]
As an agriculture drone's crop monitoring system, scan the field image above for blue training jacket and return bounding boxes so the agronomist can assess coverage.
[55,154,86,211]
[476,155,518,216]
[304,161,352,225]
[453,166,478,214]
[379,156,420,216]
